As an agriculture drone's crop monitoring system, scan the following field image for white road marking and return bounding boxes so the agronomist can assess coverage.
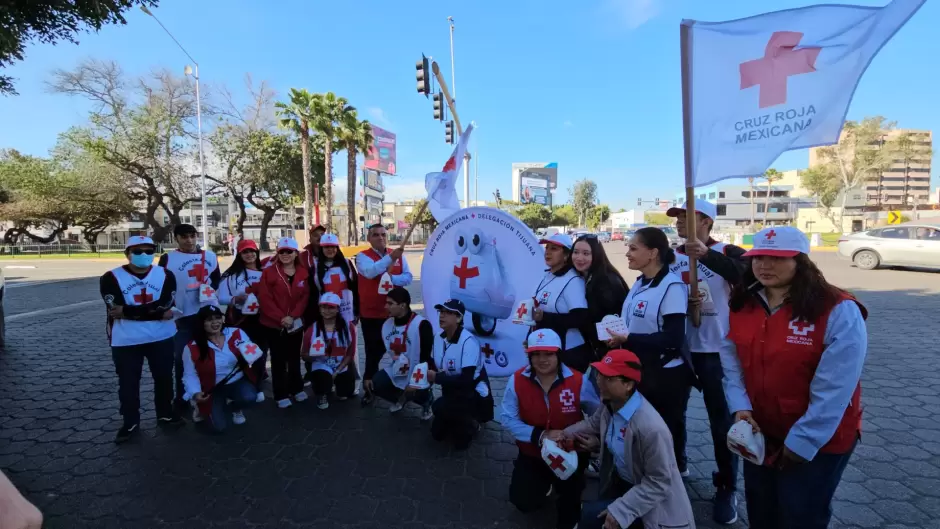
[7,300,100,322]
[7,278,93,289]
[4,265,37,269]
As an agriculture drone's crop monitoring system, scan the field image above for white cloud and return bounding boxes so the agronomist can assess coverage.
[366,107,392,128]
[383,179,427,202]
[603,0,662,30]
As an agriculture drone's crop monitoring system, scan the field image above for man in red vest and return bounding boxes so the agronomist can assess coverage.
[355,224,413,404]
[721,226,867,529]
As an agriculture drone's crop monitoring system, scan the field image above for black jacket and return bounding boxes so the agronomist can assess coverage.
[583,270,629,354]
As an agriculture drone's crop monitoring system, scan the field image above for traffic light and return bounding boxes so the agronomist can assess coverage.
[495,189,502,206]
[637,198,642,207]
[444,121,455,144]
[433,93,445,121]
[654,197,659,203]
[416,55,430,97]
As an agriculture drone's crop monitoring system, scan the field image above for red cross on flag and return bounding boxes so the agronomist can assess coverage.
[408,362,430,390]
[237,339,263,365]
[199,285,217,304]
[242,293,260,315]
[681,0,924,187]
[539,438,577,481]
[424,123,474,222]
[309,336,327,357]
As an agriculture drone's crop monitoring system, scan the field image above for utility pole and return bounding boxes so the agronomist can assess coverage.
[475,148,479,206]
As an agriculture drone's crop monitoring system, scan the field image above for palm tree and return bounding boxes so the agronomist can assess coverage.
[747,176,756,230]
[338,110,374,245]
[275,88,316,229]
[761,168,783,225]
[310,92,354,233]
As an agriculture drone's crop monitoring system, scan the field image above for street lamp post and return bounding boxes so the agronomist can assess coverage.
[141,5,209,247]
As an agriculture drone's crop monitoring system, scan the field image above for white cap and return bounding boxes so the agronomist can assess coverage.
[319,292,342,307]
[276,237,300,252]
[526,328,562,353]
[319,233,340,247]
[667,200,718,220]
[125,236,155,250]
[744,226,809,257]
[539,233,573,250]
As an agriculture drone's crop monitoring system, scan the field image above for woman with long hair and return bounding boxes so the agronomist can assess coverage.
[607,227,693,476]
[314,234,360,323]
[301,293,357,409]
[570,235,629,356]
[182,305,259,432]
[257,237,311,409]
[721,227,867,529]
[218,239,267,402]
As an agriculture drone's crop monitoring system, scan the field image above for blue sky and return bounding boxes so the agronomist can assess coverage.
[0,0,937,211]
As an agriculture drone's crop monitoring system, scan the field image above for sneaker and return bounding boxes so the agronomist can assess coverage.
[713,488,739,525]
[115,424,139,444]
[678,464,690,478]
[389,400,404,413]
[191,408,205,423]
[420,403,433,421]
[158,414,185,427]
[232,411,247,425]
[317,396,329,410]
[294,391,309,403]
[277,398,293,409]
[255,391,265,403]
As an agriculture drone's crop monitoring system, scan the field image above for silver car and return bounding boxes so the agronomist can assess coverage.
[838,222,940,270]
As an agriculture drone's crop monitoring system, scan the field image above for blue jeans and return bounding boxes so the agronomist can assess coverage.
[173,316,199,403]
[744,441,856,529]
[209,378,257,433]
[579,475,643,529]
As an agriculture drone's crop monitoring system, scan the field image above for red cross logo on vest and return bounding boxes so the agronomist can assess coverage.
[452,256,480,289]
[730,440,757,462]
[201,285,214,298]
[788,319,816,336]
[246,301,260,312]
[515,303,528,319]
[188,262,208,283]
[412,368,425,384]
[244,344,258,355]
[740,31,821,109]
[390,336,406,355]
[311,340,326,354]
[765,229,777,240]
[637,301,646,310]
[133,287,153,304]
[547,454,567,472]
[381,278,393,291]
[559,388,575,407]
[325,272,347,296]
[447,359,455,371]
[481,342,495,359]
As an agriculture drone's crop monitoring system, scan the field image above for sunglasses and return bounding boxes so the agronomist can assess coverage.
[278,249,296,255]
[580,234,598,239]
[130,248,155,255]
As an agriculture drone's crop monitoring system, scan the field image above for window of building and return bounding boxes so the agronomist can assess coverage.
[699,193,706,200]
[716,205,727,216]
[719,191,726,198]
[708,192,716,199]
[741,191,750,198]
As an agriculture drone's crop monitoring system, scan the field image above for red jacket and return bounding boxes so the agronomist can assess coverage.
[257,260,311,329]
[188,329,257,419]
[728,291,867,458]
[299,245,317,270]
[358,248,402,319]
[514,368,584,457]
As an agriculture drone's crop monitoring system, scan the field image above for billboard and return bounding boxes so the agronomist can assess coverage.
[516,163,558,207]
[364,126,397,175]
[362,169,385,192]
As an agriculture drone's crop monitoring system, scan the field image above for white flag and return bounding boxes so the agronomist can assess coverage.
[425,123,474,221]
[685,0,924,187]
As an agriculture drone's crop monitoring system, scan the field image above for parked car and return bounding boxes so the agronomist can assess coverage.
[837,222,940,270]
[659,226,682,249]
[597,232,611,243]
[611,232,624,241]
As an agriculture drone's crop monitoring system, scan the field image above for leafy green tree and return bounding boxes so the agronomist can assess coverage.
[404,199,438,233]
[569,179,598,227]
[515,203,552,230]
[276,88,318,229]
[761,168,783,224]
[1,0,159,95]
[587,204,611,230]
[644,212,671,226]
[551,204,578,227]
[338,111,374,245]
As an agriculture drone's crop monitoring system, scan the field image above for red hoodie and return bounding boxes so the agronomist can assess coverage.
[257,260,310,329]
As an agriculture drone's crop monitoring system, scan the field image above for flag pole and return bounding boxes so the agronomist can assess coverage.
[681,21,701,328]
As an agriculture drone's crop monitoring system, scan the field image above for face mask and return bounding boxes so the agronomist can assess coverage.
[130,253,153,268]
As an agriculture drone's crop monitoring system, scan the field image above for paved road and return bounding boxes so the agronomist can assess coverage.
[0,250,938,528]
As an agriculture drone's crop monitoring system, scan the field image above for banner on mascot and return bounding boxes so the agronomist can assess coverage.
[422,207,545,376]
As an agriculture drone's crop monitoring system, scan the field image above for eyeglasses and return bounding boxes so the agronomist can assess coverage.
[130,248,155,255]
[277,249,295,255]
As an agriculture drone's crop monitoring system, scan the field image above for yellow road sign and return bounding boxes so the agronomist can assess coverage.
[888,211,902,225]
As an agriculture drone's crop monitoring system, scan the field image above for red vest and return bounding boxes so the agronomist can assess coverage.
[189,329,258,419]
[358,248,403,319]
[513,369,584,457]
[728,292,866,459]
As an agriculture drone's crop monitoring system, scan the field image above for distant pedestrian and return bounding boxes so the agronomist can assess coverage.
[301,293,357,409]
[100,236,182,443]
[218,239,267,402]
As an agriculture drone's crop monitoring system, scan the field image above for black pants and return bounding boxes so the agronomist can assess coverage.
[431,388,481,449]
[580,474,643,529]
[509,452,587,529]
[372,370,431,406]
[311,368,356,398]
[111,337,175,427]
[640,363,693,471]
[267,328,303,401]
[360,317,387,381]
[691,352,738,490]
[559,343,595,373]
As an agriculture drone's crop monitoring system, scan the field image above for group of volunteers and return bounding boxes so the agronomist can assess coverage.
[100,199,868,529]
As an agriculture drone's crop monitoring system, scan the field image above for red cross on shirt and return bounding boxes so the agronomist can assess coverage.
[133,287,153,304]
[739,31,821,109]
[515,303,528,319]
[325,272,347,296]
[188,262,208,283]
[791,320,814,333]
[547,454,567,472]
[636,302,646,310]
[481,343,495,359]
[412,368,425,383]
[452,256,480,289]
[390,336,406,354]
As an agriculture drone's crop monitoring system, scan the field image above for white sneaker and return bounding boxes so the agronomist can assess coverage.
[420,404,433,421]
[317,396,329,410]
[277,398,292,409]
[255,391,265,403]
[389,401,404,413]
[192,407,205,423]
[294,391,309,403]
[304,380,312,388]
[232,411,246,425]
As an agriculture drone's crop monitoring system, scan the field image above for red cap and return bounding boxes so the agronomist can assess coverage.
[590,349,642,382]
[236,239,259,253]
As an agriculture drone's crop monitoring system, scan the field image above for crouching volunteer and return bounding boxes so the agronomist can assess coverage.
[532,234,592,372]
[567,349,695,529]
[302,293,357,409]
[314,233,360,387]
[427,299,494,450]
[257,237,310,409]
[218,239,267,402]
[607,227,693,476]
[721,226,867,529]
[182,306,259,432]
[500,329,595,529]
[365,287,433,419]
[100,236,182,443]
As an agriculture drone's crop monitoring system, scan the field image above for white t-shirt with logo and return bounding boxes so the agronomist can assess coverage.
[534,269,588,349]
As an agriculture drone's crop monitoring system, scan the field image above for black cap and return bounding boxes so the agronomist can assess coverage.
[434,299,466,316]
[386,286,411,305]
[174,223,197,237]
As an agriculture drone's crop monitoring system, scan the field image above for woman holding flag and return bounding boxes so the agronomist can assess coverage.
[218,239,267,402]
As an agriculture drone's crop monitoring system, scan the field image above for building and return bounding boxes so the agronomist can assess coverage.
[382,200,431,244]
[511,162,558,207]
[610,210,642,231]
[809,128,932,210]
